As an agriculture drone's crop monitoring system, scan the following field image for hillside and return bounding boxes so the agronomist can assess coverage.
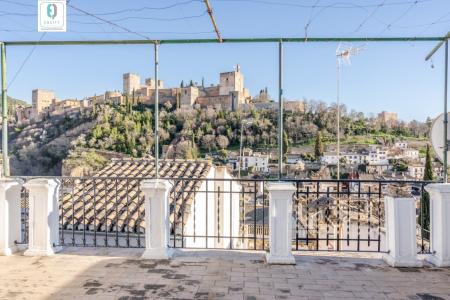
[7,96,28,107]
[9,108,95,175]
[6,100,430,176]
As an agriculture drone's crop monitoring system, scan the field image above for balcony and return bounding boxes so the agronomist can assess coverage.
[2,169,450,299]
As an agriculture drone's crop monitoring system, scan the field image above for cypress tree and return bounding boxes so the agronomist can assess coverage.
[314,132,324,160]
[282,131,289,162]
[420,144,433,239]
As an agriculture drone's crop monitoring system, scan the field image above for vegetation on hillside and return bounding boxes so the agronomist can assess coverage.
[7,99,431,175]
[9,109,94,175]
[82,101,429,158]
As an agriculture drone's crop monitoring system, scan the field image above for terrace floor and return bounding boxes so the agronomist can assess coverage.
[0,248,449,300]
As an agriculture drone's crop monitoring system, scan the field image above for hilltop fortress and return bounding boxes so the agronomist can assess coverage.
[19,65,255,123]
[121,64,250,110]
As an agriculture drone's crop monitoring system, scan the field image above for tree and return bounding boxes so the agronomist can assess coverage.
[201,134,216,152]
[314,132,324,160]
[420,144,434,239]
[282,130,289,162]
[180,80,184,88]
[216,135,229,150]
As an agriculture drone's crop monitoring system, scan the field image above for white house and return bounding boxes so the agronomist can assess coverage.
[321,152,366,165]
[403,149,420,160]
[321,152,339,165]
[241,149,269,173]
[394,141,408,149]
[367,147,388,165]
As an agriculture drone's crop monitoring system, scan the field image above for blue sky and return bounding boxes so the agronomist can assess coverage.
[1,0,449,121]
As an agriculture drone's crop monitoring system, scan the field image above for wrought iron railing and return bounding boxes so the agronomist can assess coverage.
[16,186,29,245]
[16,176,431,253]
[169,178,267,250]
[291,180,430,254]
[58,177,146,248]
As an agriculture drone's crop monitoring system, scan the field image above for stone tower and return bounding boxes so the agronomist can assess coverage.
[123,73,141,95]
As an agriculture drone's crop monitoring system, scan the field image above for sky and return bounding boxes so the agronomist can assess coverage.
[0,0,449,121]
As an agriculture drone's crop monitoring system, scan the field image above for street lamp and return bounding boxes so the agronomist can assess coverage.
[239,119,253,179]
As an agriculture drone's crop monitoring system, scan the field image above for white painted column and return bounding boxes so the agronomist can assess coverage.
[0,179,23,255]
[265,182,296,265]
[382,196,422,267]
[141,179,173,260]
[425,184,450,267]
[23,178,61,256]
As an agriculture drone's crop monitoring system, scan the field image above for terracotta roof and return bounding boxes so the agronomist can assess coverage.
[60,159,212,234]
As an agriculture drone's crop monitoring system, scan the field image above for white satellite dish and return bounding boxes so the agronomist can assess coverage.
[430,113,450,163]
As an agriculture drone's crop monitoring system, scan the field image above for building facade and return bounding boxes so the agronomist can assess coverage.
[32,89,55,118]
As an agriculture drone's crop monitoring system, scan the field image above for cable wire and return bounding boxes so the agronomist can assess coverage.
[69,0,203,16]
[7,32,46,89]
[378,0,420,35]
[214,0,432,9]
[69,11,208,25]
[352,0,386,34]
[66,2,153,40]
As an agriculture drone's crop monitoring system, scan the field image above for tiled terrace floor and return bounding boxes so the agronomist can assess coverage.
[0,248,449,300]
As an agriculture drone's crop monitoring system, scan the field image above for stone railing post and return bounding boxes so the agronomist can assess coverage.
[383,196,422,267]
[23,179,61,256]
[0,179,23,255]
[424,184,450,267]
[266,182,296,265]
[141,179,173,260]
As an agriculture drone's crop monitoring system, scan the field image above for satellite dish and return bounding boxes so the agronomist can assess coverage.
[430,113,450,163]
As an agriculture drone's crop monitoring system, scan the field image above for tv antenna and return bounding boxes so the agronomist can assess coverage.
[335,44,364,180]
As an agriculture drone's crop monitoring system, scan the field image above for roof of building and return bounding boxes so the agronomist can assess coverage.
[60,159,212,234]
[244,207,268,225]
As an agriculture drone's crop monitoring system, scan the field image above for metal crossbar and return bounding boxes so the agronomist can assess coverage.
[1,36,444,46]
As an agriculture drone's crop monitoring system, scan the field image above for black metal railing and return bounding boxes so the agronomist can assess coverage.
[292,179,431,254]
[16,176,431,253]
[168,178,267,250]
[16,186,29,245]
[58,177,146,248]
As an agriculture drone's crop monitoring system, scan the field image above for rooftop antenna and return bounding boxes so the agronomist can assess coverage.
[335,44,364,180]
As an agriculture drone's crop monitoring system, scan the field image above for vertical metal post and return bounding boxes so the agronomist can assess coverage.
[278,41,283,180]
[444,40,449,183]
[336,57,341,180]
[154,43,159,179]
[1,42,9,177]
[239,122,243,179]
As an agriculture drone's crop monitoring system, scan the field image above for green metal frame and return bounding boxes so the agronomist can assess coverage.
[0,35,448,177]
[2,36,444,46]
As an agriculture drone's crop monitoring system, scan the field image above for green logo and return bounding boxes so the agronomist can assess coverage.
[47,3,57,19]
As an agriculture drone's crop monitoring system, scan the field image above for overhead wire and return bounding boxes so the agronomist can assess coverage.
[7,32,46,89]
[0,28,216,35]
[304,0,320,41]
[69,11,208,25]
[0,10,208,23]
[377,0,420,35]
[66,2,153,40]
[69,0,203,16]
[213,0,433,9]
[351,0,386,34]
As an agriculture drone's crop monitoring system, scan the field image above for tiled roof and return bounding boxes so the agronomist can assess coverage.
[244,207,268,225]
[60,159,212,234]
